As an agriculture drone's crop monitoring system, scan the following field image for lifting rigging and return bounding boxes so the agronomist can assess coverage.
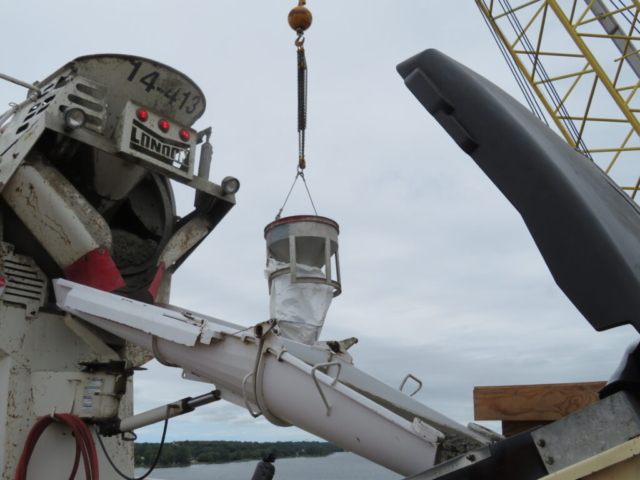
[276,0,318,219]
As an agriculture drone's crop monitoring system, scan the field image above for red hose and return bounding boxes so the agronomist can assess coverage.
[14,414,99,480]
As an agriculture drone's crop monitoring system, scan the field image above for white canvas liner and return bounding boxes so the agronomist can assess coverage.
[265,259,334,344]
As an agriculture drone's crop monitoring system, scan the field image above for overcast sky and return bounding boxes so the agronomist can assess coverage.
[1,1,637,445]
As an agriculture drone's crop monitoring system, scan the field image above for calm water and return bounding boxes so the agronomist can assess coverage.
[135,452,403,480]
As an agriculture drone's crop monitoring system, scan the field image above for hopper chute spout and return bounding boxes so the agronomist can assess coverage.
[264,215,342,344]
[53,279,489,477]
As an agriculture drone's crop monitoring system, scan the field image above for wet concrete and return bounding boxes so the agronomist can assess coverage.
[346,383,484,464]
[112,229,157,268]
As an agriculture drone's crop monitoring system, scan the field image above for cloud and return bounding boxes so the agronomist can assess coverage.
[1,0,636,446]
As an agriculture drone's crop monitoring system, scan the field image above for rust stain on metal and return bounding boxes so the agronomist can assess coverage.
[38,162,111,243]
[41,214,72,246]
[179,223,200,249]
[162,218,211,266]
[6,390,22,420]
[15,177,72,243]
[125,342,154,368]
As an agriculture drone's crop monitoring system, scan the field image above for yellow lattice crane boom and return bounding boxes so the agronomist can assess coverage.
[476,0,640,197]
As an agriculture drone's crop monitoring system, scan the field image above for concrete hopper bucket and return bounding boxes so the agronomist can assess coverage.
[264,215,341,296]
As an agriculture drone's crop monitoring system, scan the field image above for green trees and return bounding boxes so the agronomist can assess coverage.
[175,445,191,465]
[134,441,343,467]
[134,443,191,467]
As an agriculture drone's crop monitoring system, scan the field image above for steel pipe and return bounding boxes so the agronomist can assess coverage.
[118,390,220,433]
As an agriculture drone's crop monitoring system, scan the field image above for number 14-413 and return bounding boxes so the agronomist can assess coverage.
[127,60,200,114]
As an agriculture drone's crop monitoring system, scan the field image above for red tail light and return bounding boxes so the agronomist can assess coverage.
[179,129,191,142]
[136,108,149,122]
[158,119,170,132]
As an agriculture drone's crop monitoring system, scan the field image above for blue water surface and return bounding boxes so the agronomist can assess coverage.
[135,452,403,480]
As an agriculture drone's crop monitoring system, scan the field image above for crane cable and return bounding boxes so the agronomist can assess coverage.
[609,0,640,35]
[276,1,318,220]
[497,0,592,157]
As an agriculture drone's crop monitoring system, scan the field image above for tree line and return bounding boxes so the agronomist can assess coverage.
[135,441,344,467]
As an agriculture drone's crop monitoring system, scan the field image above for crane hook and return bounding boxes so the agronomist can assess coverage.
[288,0,312,34]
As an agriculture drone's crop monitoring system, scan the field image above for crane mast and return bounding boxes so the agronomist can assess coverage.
[476,0,640,197]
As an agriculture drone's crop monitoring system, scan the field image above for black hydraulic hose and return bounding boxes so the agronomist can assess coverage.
[94,407,171,480]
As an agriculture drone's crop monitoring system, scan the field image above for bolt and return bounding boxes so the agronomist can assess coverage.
[545,456,554,465]
[98,249,105,255]
[466,454,476,462]
[536,439,546,447]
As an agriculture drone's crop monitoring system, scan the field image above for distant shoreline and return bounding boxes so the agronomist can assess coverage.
[141,452,343,469]
[135,440,344,468]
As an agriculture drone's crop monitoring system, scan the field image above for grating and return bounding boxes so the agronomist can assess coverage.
[64,76,108,135]
[0,242,48,318]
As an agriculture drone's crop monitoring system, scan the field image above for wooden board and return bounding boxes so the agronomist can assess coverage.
[474,382,606,422]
